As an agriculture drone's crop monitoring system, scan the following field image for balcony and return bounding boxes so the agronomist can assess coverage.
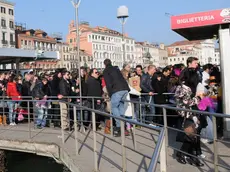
[10,41,15,45]
[2,40,8,45]
[1,25,7,29]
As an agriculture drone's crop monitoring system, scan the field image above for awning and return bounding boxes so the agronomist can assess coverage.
[0,48,59,64]
[171,8,230,40]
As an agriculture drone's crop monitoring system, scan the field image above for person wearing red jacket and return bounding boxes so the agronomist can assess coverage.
[6,75,21,125]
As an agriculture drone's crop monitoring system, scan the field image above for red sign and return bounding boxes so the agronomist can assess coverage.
[171,8,230,30]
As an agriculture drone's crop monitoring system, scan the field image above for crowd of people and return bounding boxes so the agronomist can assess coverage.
[0,57,223,168]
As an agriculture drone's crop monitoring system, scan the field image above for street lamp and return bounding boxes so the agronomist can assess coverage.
[70,0,82,94]
[117,5,129,64]
[70,0,84,131]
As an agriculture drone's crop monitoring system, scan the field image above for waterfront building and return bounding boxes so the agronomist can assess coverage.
[66,21,136,69]
[0,0,15,48]
[167,39,217,66]
[15,25,61,69]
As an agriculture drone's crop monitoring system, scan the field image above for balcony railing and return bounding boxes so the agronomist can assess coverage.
[10,41,15,45]
[2,40,8,45]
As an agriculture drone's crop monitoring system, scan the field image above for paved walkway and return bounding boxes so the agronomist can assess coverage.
[0,124,229,172]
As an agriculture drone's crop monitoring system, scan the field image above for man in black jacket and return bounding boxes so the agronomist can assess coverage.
[58,70,71,130]
[103,59,130,136]
[87,68,103,129]
[50,70,62,128]
[140,65,156,124]
[32,77,50,129]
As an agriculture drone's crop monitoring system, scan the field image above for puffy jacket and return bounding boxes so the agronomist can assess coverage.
[6,82,21,100]
[140,73,154,93]
[59,78,71,100]
[32,82,46,99]
[103,65,130,97]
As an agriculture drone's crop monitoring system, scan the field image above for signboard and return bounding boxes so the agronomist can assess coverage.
[171,8,230,30]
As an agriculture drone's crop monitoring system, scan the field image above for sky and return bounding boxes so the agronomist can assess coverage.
[13,0,229,45]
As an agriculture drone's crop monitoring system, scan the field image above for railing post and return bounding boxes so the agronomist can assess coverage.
[212,115,218,172]
[139,95,142,123]
[120,120,127,172]
[163,108,168,147]
[27,101,31,140]
[92,111,98,171]
[160,133,167,172]
[131,102,137,150]
[73,106,79,155]
[60,102,65,144]
[110,116,113,138]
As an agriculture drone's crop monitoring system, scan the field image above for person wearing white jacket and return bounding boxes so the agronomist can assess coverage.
[124,85,141,130]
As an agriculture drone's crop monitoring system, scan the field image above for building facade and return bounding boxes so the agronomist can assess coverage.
[56,43,93,71]
[158,43,168,67]
[135,42,160,67]
[167,39,217,66]
[0,0,15,48]
[66,21,136,69]
[15,27,61,69]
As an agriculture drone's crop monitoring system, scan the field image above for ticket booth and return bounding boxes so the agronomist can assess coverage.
[170,8,230,138]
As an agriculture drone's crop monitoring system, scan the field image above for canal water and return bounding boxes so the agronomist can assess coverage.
[5,151,70,172]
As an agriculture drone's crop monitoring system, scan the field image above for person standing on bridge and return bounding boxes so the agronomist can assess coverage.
[6,75,21,126]
[103,59,130,137]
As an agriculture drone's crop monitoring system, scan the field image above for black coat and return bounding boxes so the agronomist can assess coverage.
[59,78,71,99]
[141,73,154,93]
[86,76,102,98]
[152,78,167,104]
[22,80,32,97]
[103,65,130,97]
[32,82,51,99]
[51,75,61,97]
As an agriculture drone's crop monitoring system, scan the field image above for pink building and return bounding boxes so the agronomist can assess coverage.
[66,21,135,69]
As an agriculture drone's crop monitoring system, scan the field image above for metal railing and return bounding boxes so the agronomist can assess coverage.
[127,98,230,172]
[0,97,166,172]
[1,94,229,172]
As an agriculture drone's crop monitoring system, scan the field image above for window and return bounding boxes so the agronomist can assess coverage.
[9,9,14,15]
[1,7,6,14]
[1,19,6,27]
[25,40,27,45]
[10,34,14,42]
[2,32,6,41]
[9,21,14,28]
[101,36,105,41]
[70,39,73,43]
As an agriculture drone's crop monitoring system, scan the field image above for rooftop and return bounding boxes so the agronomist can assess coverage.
[0,0,15,6]
[168,40,203,47]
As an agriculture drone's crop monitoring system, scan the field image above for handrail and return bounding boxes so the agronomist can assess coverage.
[2,95,229,119]
[148,128,165,172]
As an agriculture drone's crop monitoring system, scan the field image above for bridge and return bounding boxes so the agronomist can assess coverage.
[0,99,229,172]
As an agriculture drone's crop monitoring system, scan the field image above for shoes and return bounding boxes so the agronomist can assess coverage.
[10,122,16,126]
[37,125,43,129]
[176,155,186,164]
[113,127,130,137]
[198,154,206,159]
[113,127,121,137]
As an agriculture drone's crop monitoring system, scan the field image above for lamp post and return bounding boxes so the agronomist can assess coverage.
[70,0,82,95]
[70,0,84,132]
[117,6,129,64]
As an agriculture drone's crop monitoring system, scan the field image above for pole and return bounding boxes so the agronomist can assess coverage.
[72,0,83,130]
[122,19,125,64]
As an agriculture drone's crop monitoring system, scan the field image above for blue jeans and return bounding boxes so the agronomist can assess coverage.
[7,101,17,123]
[143,96,156,123]
[35,106,48,127]
[111,90,128,127]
